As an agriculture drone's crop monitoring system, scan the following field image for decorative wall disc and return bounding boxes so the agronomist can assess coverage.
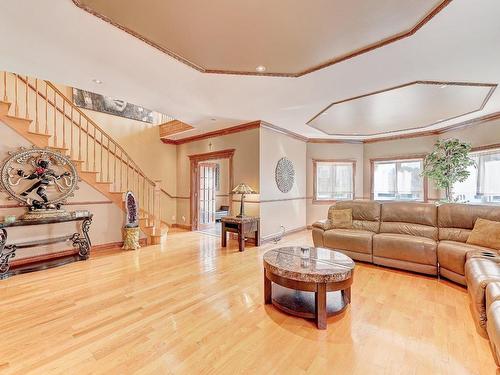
[275,157,295,193]
[0,147,79,209]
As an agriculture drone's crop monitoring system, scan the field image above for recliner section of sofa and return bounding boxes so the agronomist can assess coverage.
[373,202,438,275]
[437,203,500,285]
[312,200,380,262]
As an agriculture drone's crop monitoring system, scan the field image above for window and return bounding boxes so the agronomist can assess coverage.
[372,158,425,201]
[314,160,355,201]
[453,148,500,203]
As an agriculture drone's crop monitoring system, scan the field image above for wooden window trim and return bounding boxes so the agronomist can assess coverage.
[370,155,428,202]
[312,159,356,204]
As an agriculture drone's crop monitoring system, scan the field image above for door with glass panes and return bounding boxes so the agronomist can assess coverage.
[198,163,217,228]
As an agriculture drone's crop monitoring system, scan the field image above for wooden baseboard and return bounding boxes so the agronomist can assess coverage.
[171,223,192,230]
[261,226,308,244]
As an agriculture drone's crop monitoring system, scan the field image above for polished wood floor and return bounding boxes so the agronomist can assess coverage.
[0,230,497,375]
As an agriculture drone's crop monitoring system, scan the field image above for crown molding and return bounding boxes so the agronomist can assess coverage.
[71,0,451,78]
[161,111,500,146]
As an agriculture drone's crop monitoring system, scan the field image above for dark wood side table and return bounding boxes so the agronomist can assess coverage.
[221,216,260,252]
[0,212,93,280]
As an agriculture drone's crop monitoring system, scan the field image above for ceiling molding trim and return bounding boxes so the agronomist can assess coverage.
[160,110,500,146]
[307,80,497,137]
[71,0,452,78]
[260,121,309,142]
[161,120,261,145]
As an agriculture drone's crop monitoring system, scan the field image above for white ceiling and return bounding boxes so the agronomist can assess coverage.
[74,0,442,76]
[0,0,499,141]
[309,82,495,136]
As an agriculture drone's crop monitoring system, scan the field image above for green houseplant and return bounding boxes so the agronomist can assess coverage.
[422,138,475,202]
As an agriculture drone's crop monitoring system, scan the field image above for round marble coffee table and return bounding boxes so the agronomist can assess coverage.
[263,246,354,329]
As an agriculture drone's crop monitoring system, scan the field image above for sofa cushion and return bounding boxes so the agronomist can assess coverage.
[438,203,500,242]
[328,208,353,229]
[438,240,494,277]
[373,233,437,266]
[465,257,500,327]
[467,218,500,250]
[329,200,381,233]
[324,229,374,255]
[380,202,438,240]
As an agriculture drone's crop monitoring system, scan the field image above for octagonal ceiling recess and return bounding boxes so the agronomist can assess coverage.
[72,0,450,77]
[308,81,497,137]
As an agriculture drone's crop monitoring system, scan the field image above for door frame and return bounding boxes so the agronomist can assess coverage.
[189,149,235,231]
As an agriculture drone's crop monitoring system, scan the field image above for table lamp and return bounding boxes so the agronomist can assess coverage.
[232,183,257,217]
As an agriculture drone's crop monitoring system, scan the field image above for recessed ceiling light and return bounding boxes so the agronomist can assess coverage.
[92,79,103,84]
[440,84,447,89]
[211,118,216,121]
[256,65,266,73]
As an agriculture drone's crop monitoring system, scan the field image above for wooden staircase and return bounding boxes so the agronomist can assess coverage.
[0,72,168,245]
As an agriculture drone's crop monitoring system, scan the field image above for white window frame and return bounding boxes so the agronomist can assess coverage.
[313,159,356,203]
[371,157,427,202]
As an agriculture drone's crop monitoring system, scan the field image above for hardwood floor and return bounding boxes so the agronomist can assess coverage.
[0,230,497,375]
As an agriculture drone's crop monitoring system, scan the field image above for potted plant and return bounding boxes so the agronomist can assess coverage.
[422,138,475,202]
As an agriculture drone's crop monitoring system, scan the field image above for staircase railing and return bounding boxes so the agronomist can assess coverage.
[1,71,171,231]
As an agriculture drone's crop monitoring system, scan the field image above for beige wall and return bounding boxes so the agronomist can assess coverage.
[213,158,230,209]
[439,118,500,146]
[306,142,364,225]
[0,124,125,260]
[259,128,307,239]
[176,128,260,227]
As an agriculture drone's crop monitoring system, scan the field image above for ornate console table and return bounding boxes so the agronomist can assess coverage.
[0,212,93,280]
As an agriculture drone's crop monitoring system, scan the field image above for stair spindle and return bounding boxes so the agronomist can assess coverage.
[14,75,18,116]
[25,76,28,119]
[53,89,57,147]
[35,79,39,133]
[3,71,7,102]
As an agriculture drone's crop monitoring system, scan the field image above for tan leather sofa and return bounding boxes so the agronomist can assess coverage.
[311,200,380,262]
[438,203,500,285]
[373,202,438,275]
[312,200,500,365]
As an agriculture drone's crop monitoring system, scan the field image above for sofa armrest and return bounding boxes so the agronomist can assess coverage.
[312,219,334,231]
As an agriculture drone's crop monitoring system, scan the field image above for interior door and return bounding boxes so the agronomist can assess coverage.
[198,163,216,228]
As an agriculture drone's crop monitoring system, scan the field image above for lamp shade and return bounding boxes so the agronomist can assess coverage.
[231,183,257,195]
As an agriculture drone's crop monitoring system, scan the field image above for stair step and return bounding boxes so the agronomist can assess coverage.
[48,146,69,154]
[96,181,113,185]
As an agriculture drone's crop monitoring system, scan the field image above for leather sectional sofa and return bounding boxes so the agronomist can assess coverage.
[312,200,500,365]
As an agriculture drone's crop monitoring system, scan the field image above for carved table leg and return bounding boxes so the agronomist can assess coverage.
[70,217,92,259]
[0,229,16,278]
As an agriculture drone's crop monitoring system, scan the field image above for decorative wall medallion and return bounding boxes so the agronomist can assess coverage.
[125,191,139,228]
[0,147,79,219]
[275,157,295,193]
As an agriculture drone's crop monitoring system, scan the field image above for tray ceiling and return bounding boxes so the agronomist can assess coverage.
[308,81,497,137]
[73,0,449,77]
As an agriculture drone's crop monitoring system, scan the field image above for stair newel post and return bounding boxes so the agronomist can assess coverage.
[154,180,161,235]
